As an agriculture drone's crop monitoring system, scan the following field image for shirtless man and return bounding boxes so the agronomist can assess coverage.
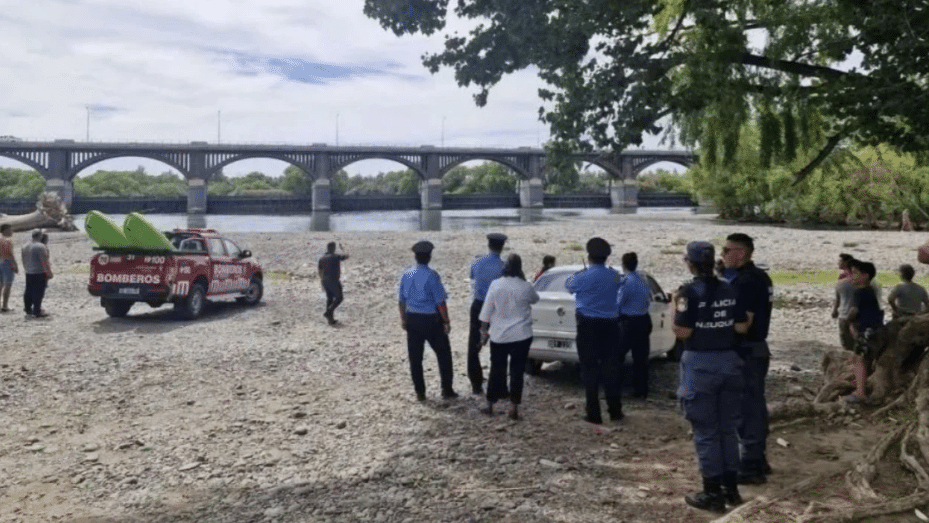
[0,224,18,312]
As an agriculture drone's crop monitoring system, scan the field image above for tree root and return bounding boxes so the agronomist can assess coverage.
[796,491,929,523]
[900,425,929,490]
[845,422,908,502]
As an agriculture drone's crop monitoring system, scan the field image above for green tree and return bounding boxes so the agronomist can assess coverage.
[281,165,312,195]
[0,168,45,198]
[364,0,929,180]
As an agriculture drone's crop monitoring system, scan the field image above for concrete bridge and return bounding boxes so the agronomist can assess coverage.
[0,140,695,213]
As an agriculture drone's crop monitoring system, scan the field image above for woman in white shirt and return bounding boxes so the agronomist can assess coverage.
[478,254,540,420]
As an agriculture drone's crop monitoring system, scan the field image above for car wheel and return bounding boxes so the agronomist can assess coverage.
[103,299,133,318]
[525,358,543,376]
[235,277,263,305]
[175,283,206,320]
[666,339,683,362]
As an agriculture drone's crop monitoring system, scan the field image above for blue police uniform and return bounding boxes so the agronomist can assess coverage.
[398,242,455,400]
[676,274,747,512]
[731,261,774,482]
[566,258,624,423]
[617,270,653,398]
[467,240,506,393]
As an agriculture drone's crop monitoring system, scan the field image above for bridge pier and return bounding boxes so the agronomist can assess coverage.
[518,178,544,208]
[187,178,208,214]
[44,178,73,208]
[610,179,638,210]
[421,179,442,210]
[312,179,331,211]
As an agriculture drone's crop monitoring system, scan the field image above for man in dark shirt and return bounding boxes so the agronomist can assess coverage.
[318,241,349,325]
[722,233,774,485]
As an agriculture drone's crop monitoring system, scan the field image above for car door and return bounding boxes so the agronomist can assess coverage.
[222,239,249,292]
[644,274,677,357]
[206,237,232,294]
[530,270,580,361]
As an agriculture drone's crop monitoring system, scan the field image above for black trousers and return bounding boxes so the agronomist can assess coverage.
[24,273,48,316]
[467,299,485,388]
[620,314,653,398]
[487,338,532,404]
[406,313,454,395]
[576,313,624,420]
[323,281,343,315]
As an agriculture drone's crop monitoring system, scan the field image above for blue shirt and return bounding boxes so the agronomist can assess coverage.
[617,270,651,316]
[398,264,448,314]
[470,252,505,301]
[565,264,622,318]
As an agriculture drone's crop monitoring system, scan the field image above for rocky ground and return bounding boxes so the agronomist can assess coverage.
[0,213,924,522]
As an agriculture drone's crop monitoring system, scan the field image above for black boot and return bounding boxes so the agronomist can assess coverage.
[721,471,744,507]
[684,476,726,513]
[737,460,767,485]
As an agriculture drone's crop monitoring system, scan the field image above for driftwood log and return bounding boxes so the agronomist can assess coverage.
[0,192,76,232]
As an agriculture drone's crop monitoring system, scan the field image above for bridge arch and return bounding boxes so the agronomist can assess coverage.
[329,154,426,180]
[439,156,530,180]
[628,156,695,178]
[0,151,49,177]
[66,152,190,181]
[204,153,315,181]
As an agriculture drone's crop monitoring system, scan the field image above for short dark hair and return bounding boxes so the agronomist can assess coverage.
[415,252,431,265]
[326,241,336,253]
[726,233,754,251]
[488,239,505,252]
[502,254,525,280]
[0,224,10,233]
[621,252,638,272]
[849,259,876,281]
[899,264,916,281]
[839,253,855,264]
[542,255,555,267]
[589,255,607,265]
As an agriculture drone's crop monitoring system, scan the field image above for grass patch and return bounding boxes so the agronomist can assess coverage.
[842,242,859,248]
[660,248,682,255]
[265,270,291,281]
[670,238,688,246]
[67,265,90,274]
[565,243,584,251]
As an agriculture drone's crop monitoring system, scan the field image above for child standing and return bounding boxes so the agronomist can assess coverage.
[845,260,884,403]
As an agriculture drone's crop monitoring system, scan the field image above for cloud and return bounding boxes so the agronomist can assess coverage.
[0,0,664,178]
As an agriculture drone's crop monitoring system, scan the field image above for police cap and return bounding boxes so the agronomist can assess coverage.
[411,240,434,254]
[685,241,715,264]
[586,237,611,258]
[486,233,507,243]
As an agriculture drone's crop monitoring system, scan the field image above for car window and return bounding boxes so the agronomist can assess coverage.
[534,272,574,293]
[645,274,667,301]
[223,239,241,258]
[208,238,226,256]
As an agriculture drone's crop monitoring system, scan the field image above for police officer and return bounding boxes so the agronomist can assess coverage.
[722,233,774,484]
[617,252,653,399]
[467,233,507,395]
[674,241,749,513]
[566,237,624,424]
[398,241,458,401]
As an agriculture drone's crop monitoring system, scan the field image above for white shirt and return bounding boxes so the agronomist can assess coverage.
[478,276,540,344]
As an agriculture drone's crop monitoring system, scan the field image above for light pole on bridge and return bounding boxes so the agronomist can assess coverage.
[441,115,446,147]
[85,105,90,142]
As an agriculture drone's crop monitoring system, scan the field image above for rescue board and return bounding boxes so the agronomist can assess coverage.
[84,210,132,249]
[122,212,174,251]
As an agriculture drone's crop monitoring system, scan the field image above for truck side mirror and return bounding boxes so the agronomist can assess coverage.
[239,250,251,259]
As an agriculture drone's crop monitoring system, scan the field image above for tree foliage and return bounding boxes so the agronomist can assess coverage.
[363,0,929,180]
[0,168,45,198]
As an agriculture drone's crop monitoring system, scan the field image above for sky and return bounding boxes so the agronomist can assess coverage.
[0,0,680,178]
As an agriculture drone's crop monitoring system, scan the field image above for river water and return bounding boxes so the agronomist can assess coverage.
[71,207,696,233]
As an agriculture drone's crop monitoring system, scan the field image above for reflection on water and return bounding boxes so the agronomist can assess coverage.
[73,207,695,233]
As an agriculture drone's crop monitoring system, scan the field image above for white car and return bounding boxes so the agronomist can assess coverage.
[527,265,678,374]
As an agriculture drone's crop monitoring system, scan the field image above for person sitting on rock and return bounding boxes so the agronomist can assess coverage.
[887,264,929,319]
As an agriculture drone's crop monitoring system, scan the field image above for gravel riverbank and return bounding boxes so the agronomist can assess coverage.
[0,213,922,522]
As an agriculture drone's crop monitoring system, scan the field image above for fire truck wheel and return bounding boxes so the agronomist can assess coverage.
[236,277,263,305]
[175,283,206,320]
[103,298,133,318]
